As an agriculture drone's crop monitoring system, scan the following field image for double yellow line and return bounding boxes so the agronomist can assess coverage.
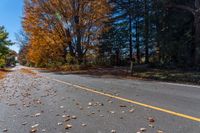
[45,76,200,123]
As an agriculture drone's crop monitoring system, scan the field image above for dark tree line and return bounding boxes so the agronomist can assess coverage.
[99,0,200,68]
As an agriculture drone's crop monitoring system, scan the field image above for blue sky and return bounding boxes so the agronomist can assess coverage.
[0,0,24,53]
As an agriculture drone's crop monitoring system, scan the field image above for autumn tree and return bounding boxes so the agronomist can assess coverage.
[23,0,111,66]
[16,30,29,65]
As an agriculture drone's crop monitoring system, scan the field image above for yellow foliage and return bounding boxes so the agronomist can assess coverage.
[23,0,111,66]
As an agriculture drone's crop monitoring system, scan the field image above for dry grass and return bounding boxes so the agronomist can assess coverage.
[20,68,37,76]
[0,71,6,79]
[130,69,200,85]
[51,67,200,85]
[0,69,8,79]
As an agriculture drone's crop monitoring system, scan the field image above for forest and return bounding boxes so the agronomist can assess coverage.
[17,0,200,70]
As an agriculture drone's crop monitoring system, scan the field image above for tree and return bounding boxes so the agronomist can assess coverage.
[0,26,13,67]
[16,30,29,65]
[166,0,200,66]
[99,22,129,65]
[144,0,150,63]
[23,0,111,66]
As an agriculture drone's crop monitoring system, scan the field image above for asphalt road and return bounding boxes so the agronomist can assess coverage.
[0,66,200,133]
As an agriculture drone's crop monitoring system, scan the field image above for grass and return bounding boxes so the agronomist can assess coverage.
[131,68,200,85]
[0,71,6,79]
[0,68,11,79]
[53,67,200,85]
[34,65,200,85]
[20,68,37,76]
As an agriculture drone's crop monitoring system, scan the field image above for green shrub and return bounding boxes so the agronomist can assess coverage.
[0,58,6,68]
[66,53,77,64]
[58,64,89,71]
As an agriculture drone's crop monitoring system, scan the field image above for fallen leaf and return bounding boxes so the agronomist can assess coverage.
[65,118,71,122]
[157,130,164,133]
[57,122,63,125]
[149,124,154,128]
[100,115,104,117]
[71,115,77,119]
[35,113,41,117]
[108,100,113,103]
[140,128,146,132]
[62,115,67,118]
[148,117,155,123]
[31,124,39,129]
[3,129,8,132]
[129,108,135,113]
[64,124,72,129]
[22,122,28,125]
[111,129,116,133]
[110,111,115,114]
[88,102,92,106]
[42,129,46,132]
[30,128,37,133]
[81,123,87,127]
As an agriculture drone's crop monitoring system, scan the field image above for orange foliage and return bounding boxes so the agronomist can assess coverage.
[23,0,111,66]
[0,70,8,79]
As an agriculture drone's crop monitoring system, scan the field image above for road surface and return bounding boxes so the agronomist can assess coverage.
[0,66,200,133]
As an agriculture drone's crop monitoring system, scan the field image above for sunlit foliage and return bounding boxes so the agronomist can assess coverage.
[23,0,111,66]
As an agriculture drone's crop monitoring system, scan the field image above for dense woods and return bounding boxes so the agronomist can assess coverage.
[18,0,200,69]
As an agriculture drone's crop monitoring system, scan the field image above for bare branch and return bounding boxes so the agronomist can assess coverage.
[166,4,195,15]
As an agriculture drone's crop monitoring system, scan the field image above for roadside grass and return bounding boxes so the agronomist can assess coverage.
[0,71,6,79]
[0,68,12,79]
[131,69,200,85]
[34,65,200,85]
[36,64,93,72]
[52,67,200,85]
[20,68,37,76]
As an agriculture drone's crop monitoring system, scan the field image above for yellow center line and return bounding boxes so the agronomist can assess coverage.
[44,76,200,123]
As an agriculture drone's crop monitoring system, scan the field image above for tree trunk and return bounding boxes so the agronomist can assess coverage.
[76,23,83,64]
[74,1,83,64]
[135,18,140,64]
[154,0,161,62]
[65,29,75,57]
[128,0,133,61]
[144,0,149,64]
[168,0,200,66]
[194,12,200,66]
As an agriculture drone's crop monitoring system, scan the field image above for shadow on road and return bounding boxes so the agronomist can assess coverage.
[36,67,146,81]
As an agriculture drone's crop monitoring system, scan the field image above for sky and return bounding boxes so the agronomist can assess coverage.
[0,0,24,53]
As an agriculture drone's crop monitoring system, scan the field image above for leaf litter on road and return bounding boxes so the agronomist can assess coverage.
[64,124,72,129]
[31,124,39,128]
[140,128,147,132]
[34,113,41,117]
